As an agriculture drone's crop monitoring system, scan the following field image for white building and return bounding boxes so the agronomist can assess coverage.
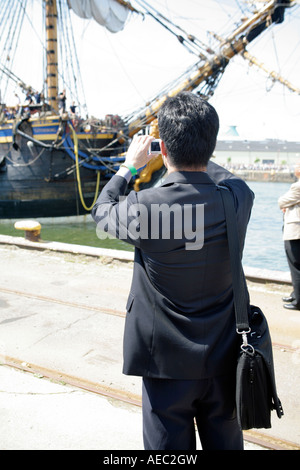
[214,138,300,168]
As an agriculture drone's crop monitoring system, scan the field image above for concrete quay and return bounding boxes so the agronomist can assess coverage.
[0,235,299,450]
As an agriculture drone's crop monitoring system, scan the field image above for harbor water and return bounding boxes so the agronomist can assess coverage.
[0,181,292,272]
[243,181,290,272]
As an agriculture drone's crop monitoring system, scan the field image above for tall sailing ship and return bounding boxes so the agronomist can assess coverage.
[0,0,299,219]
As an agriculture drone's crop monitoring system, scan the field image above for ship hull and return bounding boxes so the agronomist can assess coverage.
[0,115,124,219]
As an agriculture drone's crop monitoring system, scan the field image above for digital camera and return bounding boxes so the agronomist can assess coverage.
[149,139,161,155]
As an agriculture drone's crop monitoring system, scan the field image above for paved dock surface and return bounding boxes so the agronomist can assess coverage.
[1,365,265,451]
[0,239,299,450]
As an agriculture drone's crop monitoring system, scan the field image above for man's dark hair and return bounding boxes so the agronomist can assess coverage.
[157,92,219,169]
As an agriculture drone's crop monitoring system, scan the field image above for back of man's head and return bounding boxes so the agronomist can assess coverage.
[157,92,219,169]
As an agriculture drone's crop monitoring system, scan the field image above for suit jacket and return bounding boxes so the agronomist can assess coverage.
[278,180,300,241]
[92,161,254,379]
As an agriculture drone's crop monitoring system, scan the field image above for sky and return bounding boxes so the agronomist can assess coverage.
[2,0,300,141]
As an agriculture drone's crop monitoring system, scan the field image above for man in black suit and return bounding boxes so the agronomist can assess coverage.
[92,92,254,450]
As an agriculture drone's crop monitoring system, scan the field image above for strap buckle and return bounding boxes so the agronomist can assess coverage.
[236,328,255,355]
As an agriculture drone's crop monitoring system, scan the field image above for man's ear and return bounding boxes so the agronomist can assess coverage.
[160,140,167,157]
[160,141,168,168]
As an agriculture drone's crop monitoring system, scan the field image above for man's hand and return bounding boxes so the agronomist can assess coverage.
[125,135,155,170]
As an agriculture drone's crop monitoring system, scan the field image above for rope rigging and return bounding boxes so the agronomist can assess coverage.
[134,0,216,60]
[56,0,88,116]
[69,122,101,211]
[0,0,88,116]
[0,0,26,101]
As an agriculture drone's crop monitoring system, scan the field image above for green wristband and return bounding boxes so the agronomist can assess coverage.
[121,164,138,176]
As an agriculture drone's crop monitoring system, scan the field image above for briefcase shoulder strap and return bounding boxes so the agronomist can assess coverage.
[218,185,250,332]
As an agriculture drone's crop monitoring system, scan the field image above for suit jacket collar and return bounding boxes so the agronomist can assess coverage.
[161,170,216,187]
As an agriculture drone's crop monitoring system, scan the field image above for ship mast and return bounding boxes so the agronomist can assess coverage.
[45,0,59,113]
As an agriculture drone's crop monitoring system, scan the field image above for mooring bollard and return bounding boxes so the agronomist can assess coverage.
[14,220,41,242]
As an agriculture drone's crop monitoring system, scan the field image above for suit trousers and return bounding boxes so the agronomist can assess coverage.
[142,373,243,450]
[285,239,300,307]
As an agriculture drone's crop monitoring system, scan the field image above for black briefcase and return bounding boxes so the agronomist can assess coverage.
[235,305,283,430]
[219,187,283,430]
